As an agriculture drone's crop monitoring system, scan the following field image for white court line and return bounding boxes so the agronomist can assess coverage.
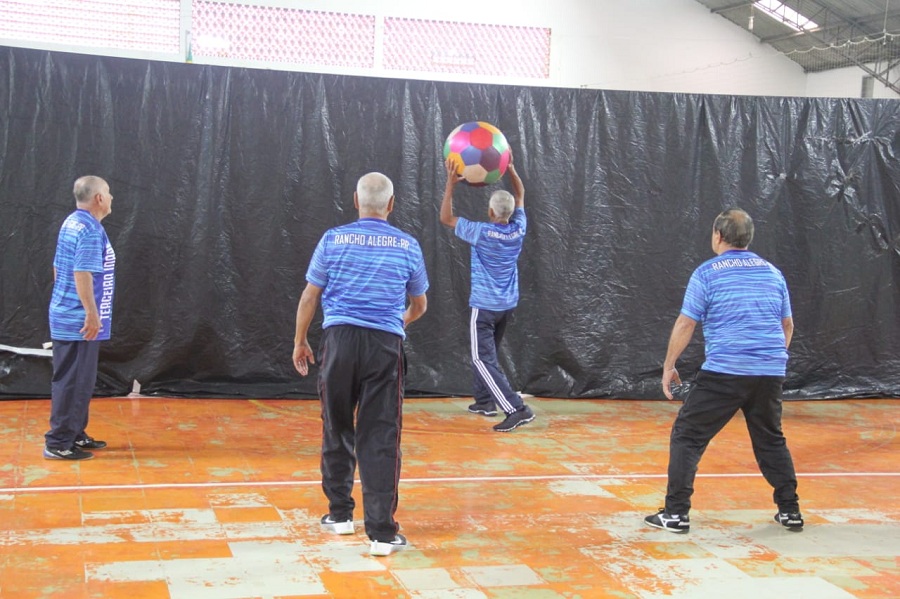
[0,471,897,495]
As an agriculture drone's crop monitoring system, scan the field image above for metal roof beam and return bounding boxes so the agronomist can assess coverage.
[759,9,900,44]
[710,1,755,14]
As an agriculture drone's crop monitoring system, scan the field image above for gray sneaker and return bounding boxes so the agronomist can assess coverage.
[467,402,497,417]
[492,405,535,432]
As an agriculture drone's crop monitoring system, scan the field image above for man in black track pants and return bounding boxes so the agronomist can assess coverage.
[293,172,429,556]
[646,208,803,534]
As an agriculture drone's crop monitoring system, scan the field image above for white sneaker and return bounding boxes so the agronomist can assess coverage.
[321,514,354,535]
[370,534,407,556]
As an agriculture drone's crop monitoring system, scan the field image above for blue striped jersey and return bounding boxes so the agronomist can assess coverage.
[681,249,791,376]
[455,207,526,311]
[306,218,428,338]
[49,209,116,341]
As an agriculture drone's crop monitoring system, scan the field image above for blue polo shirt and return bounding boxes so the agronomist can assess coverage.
[681,249,791,376]
[306,218,429,338]
[455,207,526,311]
[49,209,116,341]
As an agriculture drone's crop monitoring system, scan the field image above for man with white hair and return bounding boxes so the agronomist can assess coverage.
[45,176,116,460]
[293,172,428,556]
[441,155,534,433]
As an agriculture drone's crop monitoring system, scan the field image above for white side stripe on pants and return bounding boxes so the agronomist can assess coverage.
[470,308,516,413]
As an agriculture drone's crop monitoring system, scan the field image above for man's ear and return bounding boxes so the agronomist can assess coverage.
[354,192,359,210]
[386,196,394,214]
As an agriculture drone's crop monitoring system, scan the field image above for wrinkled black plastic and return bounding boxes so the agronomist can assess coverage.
[1,47,898,399]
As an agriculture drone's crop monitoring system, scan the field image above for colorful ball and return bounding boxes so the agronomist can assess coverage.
[443,121,511,186]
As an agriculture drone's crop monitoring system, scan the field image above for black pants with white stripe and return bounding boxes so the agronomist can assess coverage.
[470,307,524,415]
[318,325,405,543]
[665,369,800,515]
[45,339,100,450]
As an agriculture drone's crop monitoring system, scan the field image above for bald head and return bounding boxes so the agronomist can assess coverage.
[356,172,394,218]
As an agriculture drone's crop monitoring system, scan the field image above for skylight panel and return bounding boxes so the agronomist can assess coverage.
[754,0,820,32]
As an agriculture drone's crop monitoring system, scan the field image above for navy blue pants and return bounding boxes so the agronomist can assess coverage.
[45,339,100,450]
[470,307,523,415]
[318,325,405,543]
[665,369,800,515]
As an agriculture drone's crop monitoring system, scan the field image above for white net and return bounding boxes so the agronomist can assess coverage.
[783,31,900,75]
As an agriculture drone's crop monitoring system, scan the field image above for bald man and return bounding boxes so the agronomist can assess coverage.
[293,172,429,556]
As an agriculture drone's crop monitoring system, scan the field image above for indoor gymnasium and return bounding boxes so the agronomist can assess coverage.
[0,1,898,597]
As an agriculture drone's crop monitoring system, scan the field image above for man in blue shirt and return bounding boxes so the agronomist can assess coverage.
[646,208,803,534]
[293,172,428,557]
[45,176,116,460]
[440,156,534,433]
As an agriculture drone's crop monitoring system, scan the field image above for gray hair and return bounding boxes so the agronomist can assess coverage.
[73,176,106,204]
[356,172,394,214]
[489,190,515,221]
[714,208,754,248]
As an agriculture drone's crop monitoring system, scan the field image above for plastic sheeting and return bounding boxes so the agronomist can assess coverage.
[1,47,899,400]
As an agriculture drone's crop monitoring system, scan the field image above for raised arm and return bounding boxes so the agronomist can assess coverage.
[507,162,524,208]
[440,158,462,228]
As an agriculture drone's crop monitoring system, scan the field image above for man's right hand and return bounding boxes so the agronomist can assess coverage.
[293,342,315,376]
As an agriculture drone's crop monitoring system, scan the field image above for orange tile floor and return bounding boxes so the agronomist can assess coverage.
[0,396,897,598]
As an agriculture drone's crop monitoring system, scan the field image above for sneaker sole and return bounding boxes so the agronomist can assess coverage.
[322,522,354,535]
[468,408,497,417]
[644,520,690,534]
[369,541,406,556]
[493,414,535,432]
[43,451,94,461]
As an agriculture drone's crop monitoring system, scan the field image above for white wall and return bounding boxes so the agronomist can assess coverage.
[2,0,896,98]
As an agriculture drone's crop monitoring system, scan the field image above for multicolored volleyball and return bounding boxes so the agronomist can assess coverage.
[443,121,511,186]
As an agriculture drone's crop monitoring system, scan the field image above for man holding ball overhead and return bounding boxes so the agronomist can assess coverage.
[441,152,534,432]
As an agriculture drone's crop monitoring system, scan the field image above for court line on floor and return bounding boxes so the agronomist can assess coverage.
[0,471,897,494]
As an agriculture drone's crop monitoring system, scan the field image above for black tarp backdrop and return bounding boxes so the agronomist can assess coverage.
[1,46,898,400]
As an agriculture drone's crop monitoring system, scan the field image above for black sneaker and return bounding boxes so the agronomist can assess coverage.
[43,446,94,461]
[468,402,497,417]
[74,436,107,450]
[320,514,354,535]
[774,511,804,531]
[492,405,535,432]
[644,508,690,533]
[369,533,407,556]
